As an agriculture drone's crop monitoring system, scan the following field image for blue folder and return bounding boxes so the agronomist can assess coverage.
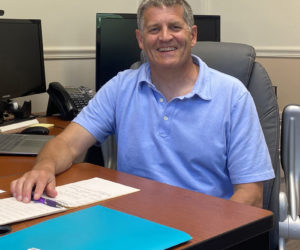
[0,205,192,250]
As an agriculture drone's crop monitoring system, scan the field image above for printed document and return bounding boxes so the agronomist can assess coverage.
[0,177,140,226]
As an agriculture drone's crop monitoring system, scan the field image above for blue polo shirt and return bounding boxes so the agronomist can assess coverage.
[73,55,275,199]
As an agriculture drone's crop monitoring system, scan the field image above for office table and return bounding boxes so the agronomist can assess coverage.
[0,163,273,249]
[0,117,273,249]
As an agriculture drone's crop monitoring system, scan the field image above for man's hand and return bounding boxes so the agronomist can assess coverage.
[10,122,97,203]
[230,182,263,208]
[10,168,57,203]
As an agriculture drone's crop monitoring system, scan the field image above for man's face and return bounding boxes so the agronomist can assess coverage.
[136,5,197,70]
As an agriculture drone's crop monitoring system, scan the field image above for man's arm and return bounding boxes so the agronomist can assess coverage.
[10,122,97,203]
[230,182,263,208]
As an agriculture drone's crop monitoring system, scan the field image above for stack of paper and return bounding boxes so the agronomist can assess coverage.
[0,177,140,226]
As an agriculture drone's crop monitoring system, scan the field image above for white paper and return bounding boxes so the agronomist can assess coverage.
[0,177,140,226]
[52,177,140,207]
[0,198,66,226]
[0,190,5,193]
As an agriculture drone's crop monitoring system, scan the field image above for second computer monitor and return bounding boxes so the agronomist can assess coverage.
[95,13,220,90]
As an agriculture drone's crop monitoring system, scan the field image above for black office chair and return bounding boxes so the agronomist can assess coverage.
[84,144,104,167]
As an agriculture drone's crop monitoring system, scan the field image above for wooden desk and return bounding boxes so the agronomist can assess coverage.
[0,163,273,249]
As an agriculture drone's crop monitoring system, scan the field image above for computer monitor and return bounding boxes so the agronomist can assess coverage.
[96,14,139,91]
[95,14,220,90]
[194,15,220,42]
[0,19,46,101]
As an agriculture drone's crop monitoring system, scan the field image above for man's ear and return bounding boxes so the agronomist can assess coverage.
[136,29,144,50]
[190,25,197,47]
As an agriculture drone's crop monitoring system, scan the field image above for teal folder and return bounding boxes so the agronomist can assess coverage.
[0,205,192,250]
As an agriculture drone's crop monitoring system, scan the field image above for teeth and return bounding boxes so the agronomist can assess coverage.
[158,47,176,52]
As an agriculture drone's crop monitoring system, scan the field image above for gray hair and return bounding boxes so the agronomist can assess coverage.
[137,0,194,33]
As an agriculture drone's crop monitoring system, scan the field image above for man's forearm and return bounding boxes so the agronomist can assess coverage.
[34,135,75,175]
[230,182,263,208]
[11,122,96,203]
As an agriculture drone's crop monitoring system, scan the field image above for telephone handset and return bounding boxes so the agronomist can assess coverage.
[46,82,95,120]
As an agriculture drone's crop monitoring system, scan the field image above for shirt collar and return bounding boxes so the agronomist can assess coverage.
[190,55,212,101]
[137,55,212,101]
[138,63,152,85]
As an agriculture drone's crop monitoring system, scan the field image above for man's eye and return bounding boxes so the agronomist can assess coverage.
[149,27,159,33]
[172,26,182,31]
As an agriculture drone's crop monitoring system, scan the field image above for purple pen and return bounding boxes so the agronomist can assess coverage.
[32,196,64,208]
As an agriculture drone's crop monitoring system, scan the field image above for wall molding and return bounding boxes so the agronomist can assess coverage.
[255,46,300,58]
[44,46,300,60]
[44,46,96,60]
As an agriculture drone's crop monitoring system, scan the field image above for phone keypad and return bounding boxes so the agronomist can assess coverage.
[69,86,95,112]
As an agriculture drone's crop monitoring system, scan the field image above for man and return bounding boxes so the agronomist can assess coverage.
[11,0,274,208]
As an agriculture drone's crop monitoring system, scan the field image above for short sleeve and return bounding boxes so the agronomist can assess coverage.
[227,91,275,184]
[73,76,119,143]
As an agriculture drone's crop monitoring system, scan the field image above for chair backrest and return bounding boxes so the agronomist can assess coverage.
[192,42,280,250]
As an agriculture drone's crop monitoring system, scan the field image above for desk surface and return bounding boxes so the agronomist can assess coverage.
[0,163,273,249]
[0,116,273,249]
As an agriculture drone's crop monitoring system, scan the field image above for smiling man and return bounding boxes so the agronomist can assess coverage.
[136,3,198,101]
[11,0,274,208]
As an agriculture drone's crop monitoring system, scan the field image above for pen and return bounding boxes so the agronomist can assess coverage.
[32,196,64,208]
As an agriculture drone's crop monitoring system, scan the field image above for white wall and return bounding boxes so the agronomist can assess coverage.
[2,0,208,112]
[1,0,300,111]
[1,0,142,112]
[2,0,140,47]
[1,0,207,50]
[205,0,300,110]
[207,0,300,57]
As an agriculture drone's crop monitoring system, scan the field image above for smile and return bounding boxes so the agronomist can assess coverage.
[157,47,177,52]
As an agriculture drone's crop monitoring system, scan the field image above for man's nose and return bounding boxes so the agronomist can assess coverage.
[158,27,173,41]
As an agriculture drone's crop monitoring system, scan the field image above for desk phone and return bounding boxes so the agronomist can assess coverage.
[46,82,95,120]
